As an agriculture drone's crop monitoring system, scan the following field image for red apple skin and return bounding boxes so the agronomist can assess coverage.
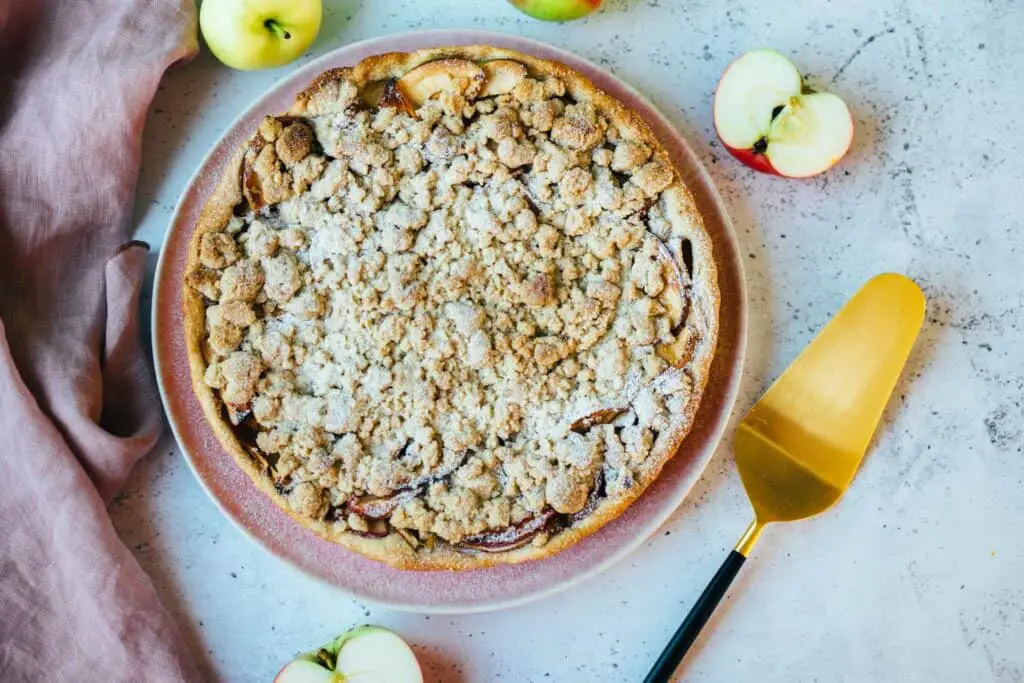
[711,51,785,178]
[721,142,782,176]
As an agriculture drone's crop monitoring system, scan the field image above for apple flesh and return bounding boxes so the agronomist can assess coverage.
[274,626,422,683]
[200,0,322,71]
[508,0,603,22]
[714,49,854,178]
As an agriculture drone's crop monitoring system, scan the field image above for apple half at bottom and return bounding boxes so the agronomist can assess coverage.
[714,49,854,178]
[274,626,423,683]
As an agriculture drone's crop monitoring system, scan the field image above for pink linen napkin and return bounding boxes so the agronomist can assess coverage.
[0,0,201,680]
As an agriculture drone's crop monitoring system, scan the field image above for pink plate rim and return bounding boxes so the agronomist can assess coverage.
[152,29,747,614]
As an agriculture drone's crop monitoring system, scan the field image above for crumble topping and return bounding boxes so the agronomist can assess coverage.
[189,57,707,552]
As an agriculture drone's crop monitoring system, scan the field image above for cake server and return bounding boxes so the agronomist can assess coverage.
[644,273,926,682]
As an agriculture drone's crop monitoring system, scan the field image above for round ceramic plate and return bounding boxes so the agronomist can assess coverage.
[153,30,746,613]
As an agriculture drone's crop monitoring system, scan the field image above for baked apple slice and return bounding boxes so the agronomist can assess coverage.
[656,327,697,368]
[649,236,694,366]
[379,80,415,115]
[570,407,626,434]
[360,79,416,115]
[396,58,485,106]
[459,509,561,552]
[569,469,606,525]
[346,452,466,523]
[346,490,418,520]
[350,518,389,539]
[480,59,528,96]
[653,237,686,331]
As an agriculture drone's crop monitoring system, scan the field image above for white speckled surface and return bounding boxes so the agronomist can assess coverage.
[116,1,1024,681]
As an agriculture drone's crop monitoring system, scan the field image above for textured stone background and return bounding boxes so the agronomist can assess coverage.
[119,1,1024,680]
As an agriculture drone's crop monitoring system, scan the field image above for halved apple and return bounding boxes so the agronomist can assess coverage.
[396,58,485,106]
[274,626,422,683]
[713,49,854,178]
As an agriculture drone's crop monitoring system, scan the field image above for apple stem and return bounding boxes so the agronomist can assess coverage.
[264,19,291,40]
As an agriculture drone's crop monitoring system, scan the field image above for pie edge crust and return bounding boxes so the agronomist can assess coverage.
[182,45,721,571]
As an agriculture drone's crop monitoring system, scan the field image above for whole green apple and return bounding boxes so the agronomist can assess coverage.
[508,0,604,21]
[200,0,322,70]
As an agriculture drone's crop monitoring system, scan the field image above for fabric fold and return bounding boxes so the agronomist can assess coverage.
[95,242,164,500]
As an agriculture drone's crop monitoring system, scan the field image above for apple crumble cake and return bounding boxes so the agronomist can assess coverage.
[183,46,719,569]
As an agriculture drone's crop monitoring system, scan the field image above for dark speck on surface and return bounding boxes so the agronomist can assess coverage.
[984,407,1021,450]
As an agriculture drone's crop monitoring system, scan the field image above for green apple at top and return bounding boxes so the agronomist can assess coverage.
[200,0,322,70]
[508,0,603,22]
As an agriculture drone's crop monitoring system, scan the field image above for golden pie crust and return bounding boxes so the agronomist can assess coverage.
[183,46,719,570]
